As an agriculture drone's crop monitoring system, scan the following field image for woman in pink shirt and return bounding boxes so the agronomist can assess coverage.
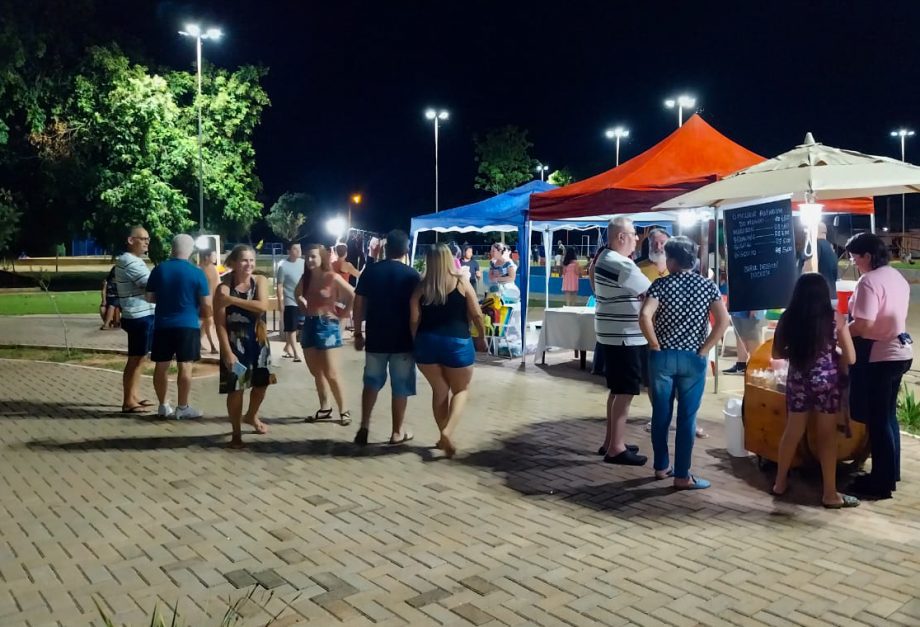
[844,233,912,500]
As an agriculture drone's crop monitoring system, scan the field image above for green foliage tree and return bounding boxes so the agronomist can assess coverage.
[547,168,575,186]
[473,125,536,195]
[266,192,314,243]
[0,188,20,254]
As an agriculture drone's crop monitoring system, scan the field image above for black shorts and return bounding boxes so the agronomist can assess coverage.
[602,343,647,396]
[121,315,154,357]
[283,305,304,333]
[151,327,201,363]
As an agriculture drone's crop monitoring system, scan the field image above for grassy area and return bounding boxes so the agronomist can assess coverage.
[0,346,216,378]
[0,291,100,315]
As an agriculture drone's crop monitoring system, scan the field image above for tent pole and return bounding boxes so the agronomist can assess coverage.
[870,213,876,234]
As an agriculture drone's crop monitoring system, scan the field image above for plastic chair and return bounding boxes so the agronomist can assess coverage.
[487,305,517,357]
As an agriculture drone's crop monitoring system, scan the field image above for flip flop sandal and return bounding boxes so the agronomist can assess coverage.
[823,494,860,509]
[675,475,711,490]
[281,352,294,359]
[138,399,155,407]
[305,408,333,423]
[120,405,149,414]
[339,411,352,426]
[388,432,414,445]
[293,357,302,362]
[655,468,673,480]
[695,428,710,439]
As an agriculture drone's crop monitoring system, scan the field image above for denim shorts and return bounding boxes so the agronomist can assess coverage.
[301,315,342,350]
[414,332,475,368]
[363,352,417,397]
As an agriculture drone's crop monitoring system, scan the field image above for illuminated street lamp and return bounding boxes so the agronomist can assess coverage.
[348,193,362,231]
[604,126,630,166]
[325,216,348,243]
[424,108,449,213]
[891,128,915,233]
[178,23,222,233]
[664,94,696,128]
[536,163,549,181]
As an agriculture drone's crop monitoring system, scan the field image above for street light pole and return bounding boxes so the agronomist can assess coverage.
[179,24,222,233]
[605,127,630,166]
[425,108,449,213]
[349,193,362,232]
[664,94,696,128]
[891,128,914,233]
[536,164,549,181]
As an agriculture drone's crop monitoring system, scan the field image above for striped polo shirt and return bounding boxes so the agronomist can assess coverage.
[115,252,155,320]
[593,249,651,346]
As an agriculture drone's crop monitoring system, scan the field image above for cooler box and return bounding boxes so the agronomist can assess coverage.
[836,280,857,315]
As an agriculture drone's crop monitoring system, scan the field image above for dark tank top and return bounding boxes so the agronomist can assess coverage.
[418,285,470,339]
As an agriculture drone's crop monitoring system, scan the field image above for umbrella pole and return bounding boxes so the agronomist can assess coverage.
[714,209,721,396]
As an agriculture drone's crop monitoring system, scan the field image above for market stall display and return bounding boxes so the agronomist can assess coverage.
[742,339,869,469]
[535,306,596,369]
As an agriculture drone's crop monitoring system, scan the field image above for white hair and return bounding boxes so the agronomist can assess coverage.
[607,216,634,238]
[171,233,195,259]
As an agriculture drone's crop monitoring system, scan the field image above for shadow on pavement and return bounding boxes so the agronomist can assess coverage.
[0,400,161,421]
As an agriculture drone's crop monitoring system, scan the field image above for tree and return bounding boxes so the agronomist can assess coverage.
[266,192,314,243]
[0,188,20,255]
[548,168,575,186]
[473,125,535,195]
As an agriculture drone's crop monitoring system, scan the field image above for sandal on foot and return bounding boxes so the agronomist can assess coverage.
[823,494,860,509]
[339,411,352,426]
[598,443,639,456]
[695,428,710,439]
[388,431,414,445]
[120,405,150,414]
[674,475,711,490]
[245,418,268,435]
[305,408,333,423]
[655,468,673,480]
[281,352,294,359]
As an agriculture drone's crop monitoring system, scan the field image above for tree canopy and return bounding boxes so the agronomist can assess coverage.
[266,192,315,244]
[473,125,536,195]
[548,168,575,186]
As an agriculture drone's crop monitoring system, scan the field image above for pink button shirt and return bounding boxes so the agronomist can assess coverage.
[849,265,912,362]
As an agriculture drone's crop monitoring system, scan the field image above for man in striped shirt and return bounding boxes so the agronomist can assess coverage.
[115,225,156,413]
[590,216,651,466]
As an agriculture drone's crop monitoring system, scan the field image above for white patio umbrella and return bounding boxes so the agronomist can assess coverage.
[655,132,920,209]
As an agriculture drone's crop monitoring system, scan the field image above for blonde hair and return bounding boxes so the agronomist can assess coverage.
[420,243,461,306]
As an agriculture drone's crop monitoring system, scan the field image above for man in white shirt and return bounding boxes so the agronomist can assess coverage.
[276,243,305,362]
[590,216,651,466]
[115,225,156,413]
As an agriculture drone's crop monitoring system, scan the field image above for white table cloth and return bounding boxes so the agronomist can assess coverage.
[535,306,597,355]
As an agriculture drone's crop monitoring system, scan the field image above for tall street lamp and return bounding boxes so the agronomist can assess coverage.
[536,163,549,181]
[179,23,222,233]
[891,128,914,233]
[664,94,696,128]
[349,193,362,232]
[604,126,630,166]
[425,108,449,213]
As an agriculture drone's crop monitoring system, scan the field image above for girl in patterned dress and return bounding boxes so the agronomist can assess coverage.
[215,245,275,448]
[771,273,857,508]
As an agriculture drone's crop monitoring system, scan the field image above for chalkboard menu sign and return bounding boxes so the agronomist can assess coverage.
[724,197,797,312]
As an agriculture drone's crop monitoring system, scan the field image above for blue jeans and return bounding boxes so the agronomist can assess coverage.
[649,349,708,479]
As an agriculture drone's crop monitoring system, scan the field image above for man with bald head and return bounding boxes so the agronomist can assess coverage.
[590,216,651,467]
[146,234,212,419]
[116,225,156,413]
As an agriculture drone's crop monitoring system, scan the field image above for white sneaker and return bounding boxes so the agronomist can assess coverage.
[174,405,202,420]
[157,403,174,418]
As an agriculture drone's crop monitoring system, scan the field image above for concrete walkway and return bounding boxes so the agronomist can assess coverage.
[0,316,918,625]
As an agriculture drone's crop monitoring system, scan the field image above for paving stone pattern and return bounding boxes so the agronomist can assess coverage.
[0,328,919,625]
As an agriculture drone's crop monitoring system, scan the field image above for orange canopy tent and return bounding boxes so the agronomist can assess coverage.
[529,114,874,220]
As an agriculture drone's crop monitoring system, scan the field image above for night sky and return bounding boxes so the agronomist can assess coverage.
[121,1,920,234]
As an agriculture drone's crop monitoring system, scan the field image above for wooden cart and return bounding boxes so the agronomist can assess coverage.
[742,339,869,469]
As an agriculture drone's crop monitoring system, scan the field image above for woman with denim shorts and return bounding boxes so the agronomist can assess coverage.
[296,243,355,425]
[410,244,487,458]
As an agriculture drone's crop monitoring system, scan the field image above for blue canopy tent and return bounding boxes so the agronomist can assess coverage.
[410,180,557,362]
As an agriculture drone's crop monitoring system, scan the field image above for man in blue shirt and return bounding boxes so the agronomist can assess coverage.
[146,234,212,418]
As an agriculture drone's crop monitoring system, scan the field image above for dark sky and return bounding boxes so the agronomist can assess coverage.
[124,0,920,233]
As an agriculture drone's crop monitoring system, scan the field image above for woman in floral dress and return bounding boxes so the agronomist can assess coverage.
[215,245,275,448]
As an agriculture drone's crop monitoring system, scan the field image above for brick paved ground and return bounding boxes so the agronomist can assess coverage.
[0,316,919,626]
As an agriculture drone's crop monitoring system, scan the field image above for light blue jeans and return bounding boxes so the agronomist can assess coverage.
[649,349,708,479]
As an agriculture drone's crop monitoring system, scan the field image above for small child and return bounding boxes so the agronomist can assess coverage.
[561,246,582,306]
[99,266,120,330]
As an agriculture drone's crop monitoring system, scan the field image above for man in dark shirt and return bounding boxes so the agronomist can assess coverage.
[352,230,421,446]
